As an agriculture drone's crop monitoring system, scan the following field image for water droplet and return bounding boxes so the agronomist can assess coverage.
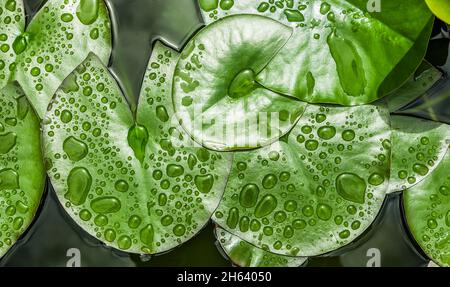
[173,224,186,237]
[336,173,366,204]
[127,124,149,163]
[114,180,129,193]
[66,167,92,205]
[219,0,234,10]
[316,204,332,221]
[199,0,219,12]
[427,219,438,229]
[368,173,385,186]
[327,31,366,98]
[262,174,278,189]
[0,168,19,190]
[102,229,116,243]
[90,196,121,214]
[305,140,319,151]
[128,215,142,229]
[239,184,260,208]
[254,194,277,218]
[5,0,16,12]
[60,110,73,123]
[63,137,88,162]
[156,105,169,122]
[195,174,214,193]
[439,186,450,196]
[188,154,197,170]
[284,9,305,22]
[226,207,239,229]
[16,96,29,120]
[140,224,154,246]
[161,215,174,226]
[318,126,336,140]
[413,163,429,176]
[12,33,28,55]
[76,0,100,25]
[0,132,17,154]
[118,235,132,250]
[342,130,355,141]
[320,2,331,15]
[167,164,184,177]
[61,13,74,23]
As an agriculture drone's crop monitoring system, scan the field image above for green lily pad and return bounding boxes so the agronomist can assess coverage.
[384,61,442,113]
[43,43,232,254]
[404,150,450,267]
[0,0,25,90]
[199,0,433,106]
[213,104,391,256]
[389,115,450,193]
[426,0,450,24]
[215,226,307,267]
[0,0,112,119]
[173,15,307,151]
[0,83,45,257]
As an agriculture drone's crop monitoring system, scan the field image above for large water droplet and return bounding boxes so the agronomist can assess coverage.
[140,224,154,246]
[0,132,17,154]
[63,137,88,162]
[76,0,100,25]
[226,207,239,229]
[0,168,19,190]
[66,167,92,205]
[327,31,366,98]
[254,194,277,218]
[128,124,149,164]
[195,174,214,194]
[12,33,28,55]
[318,126,336,140]
[239,184,260,208]
[413,163,429,176]
[262,174,278,189]
[336,173,367,204]
[90,196,121,214]
[167,164,184,178]
[316,203,332,221]
[199,0,219,12]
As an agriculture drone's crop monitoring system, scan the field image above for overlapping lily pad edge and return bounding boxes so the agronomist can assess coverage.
[0,0,448,267]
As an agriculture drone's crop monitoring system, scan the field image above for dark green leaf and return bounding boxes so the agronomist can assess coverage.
[0,83,45,257]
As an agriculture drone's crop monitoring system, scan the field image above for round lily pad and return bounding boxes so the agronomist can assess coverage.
[199,0,433,106]
[0,0,25,90]
[215,226,307,267]
[43,43,232,254]
[213,104,391,256]
[404,150,450,267]
[0,83,45,257]
[173,14,307,151]
[12,0,112,119]
[389,115,450,193]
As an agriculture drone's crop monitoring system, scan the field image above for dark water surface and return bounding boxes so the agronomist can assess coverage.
[1,0,447,267]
